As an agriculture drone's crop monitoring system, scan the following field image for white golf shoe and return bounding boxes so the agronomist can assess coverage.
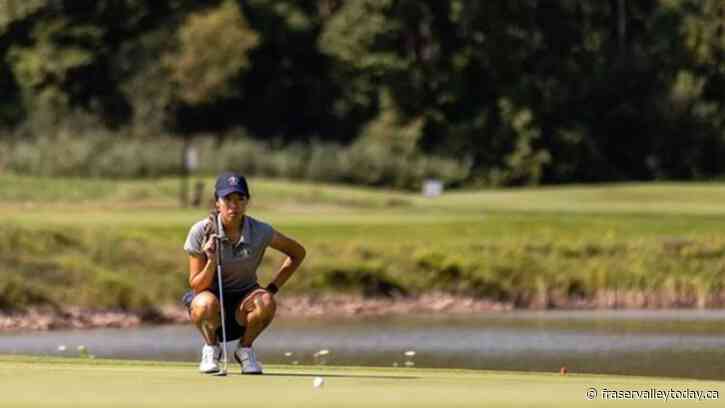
[234,346,263,374]
[198,344,221,373]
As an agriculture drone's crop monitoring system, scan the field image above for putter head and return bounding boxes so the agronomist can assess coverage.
[211,370,227,377]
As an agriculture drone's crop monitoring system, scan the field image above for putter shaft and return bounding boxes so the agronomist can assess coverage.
[216,215,229,375]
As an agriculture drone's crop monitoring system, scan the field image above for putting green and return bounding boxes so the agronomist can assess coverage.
[0,356,721,407]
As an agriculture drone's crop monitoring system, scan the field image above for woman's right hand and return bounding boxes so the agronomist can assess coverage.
[202,234,218,262]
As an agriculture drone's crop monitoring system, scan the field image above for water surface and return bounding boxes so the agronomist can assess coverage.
[2,310,724,380]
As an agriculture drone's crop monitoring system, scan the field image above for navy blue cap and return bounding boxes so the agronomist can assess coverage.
[215,172,250,198]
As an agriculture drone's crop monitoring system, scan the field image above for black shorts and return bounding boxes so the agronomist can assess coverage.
[182,284,261,342]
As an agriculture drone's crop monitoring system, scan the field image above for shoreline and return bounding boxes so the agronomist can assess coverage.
[2,291,724,332]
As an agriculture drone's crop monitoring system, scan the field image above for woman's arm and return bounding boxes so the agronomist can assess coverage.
[188,256,216,293]
[188,236,218,293]
[267,230,306,292]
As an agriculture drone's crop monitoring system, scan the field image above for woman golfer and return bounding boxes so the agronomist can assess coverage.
[183,171,306,374]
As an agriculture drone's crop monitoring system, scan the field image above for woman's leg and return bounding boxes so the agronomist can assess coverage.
[189,291,221,345]
[235,290,276,347]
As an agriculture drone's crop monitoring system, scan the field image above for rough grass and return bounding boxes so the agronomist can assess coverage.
[3,174,725,311]
[0,355,722,408]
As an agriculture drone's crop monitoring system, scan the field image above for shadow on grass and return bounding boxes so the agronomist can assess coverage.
[246,372,420,380]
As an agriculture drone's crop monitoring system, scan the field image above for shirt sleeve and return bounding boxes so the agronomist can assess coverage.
[259,221,275,248]
[184,220,207,257]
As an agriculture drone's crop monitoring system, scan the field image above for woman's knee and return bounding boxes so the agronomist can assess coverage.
[244,292,276,322]
[189,292,220,322]
[257,292,276,317]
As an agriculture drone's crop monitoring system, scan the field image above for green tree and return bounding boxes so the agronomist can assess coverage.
[165,1,259,105]
[6,17,102,129]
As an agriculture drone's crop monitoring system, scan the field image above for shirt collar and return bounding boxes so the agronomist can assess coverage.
[235,216,250,246]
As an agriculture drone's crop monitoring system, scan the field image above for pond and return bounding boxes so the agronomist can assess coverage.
[2,310,724,380]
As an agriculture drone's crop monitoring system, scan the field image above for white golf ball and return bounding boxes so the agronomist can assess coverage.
[313,376,325,388]
[57,345,67,352]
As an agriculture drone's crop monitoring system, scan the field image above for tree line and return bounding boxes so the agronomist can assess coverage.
[1,0,725,186]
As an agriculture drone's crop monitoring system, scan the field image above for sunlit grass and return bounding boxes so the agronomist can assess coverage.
[5,173,725,216]
[0,355,722,408]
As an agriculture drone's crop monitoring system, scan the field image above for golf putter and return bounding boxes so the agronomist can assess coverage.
[212,214,229,377]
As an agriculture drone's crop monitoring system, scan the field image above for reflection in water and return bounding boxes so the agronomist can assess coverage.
[1,310,725,380]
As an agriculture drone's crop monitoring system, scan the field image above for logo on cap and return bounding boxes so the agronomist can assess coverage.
[227,176,239,186]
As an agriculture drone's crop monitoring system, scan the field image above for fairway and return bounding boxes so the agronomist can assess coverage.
[0,356,722,407]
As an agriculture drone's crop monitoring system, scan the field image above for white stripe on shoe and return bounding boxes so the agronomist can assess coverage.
[199,344,221,373]
[234,347,263,374]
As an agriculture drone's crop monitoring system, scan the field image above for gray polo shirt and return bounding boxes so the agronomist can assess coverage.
[184,215,275,293]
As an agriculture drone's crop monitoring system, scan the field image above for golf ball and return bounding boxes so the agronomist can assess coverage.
[313,377,325,388]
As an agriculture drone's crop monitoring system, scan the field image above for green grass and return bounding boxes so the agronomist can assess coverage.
[0,355,722,407]
[432,183,725,215]
[3,173,725,310]
[4,174,725,241]
[7,173,725,214]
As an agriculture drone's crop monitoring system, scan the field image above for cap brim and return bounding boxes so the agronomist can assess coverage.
[216,187,248,198]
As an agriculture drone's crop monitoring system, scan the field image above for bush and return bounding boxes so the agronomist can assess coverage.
[0,130,470,190]
[3,130,185,178]
[339,141,470,189]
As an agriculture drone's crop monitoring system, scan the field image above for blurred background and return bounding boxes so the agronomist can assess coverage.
[2,0,725,187]
[2,0,725,379]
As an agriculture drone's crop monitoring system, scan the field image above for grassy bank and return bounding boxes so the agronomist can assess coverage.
[0,355,722,407]
[2,174,725,312]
